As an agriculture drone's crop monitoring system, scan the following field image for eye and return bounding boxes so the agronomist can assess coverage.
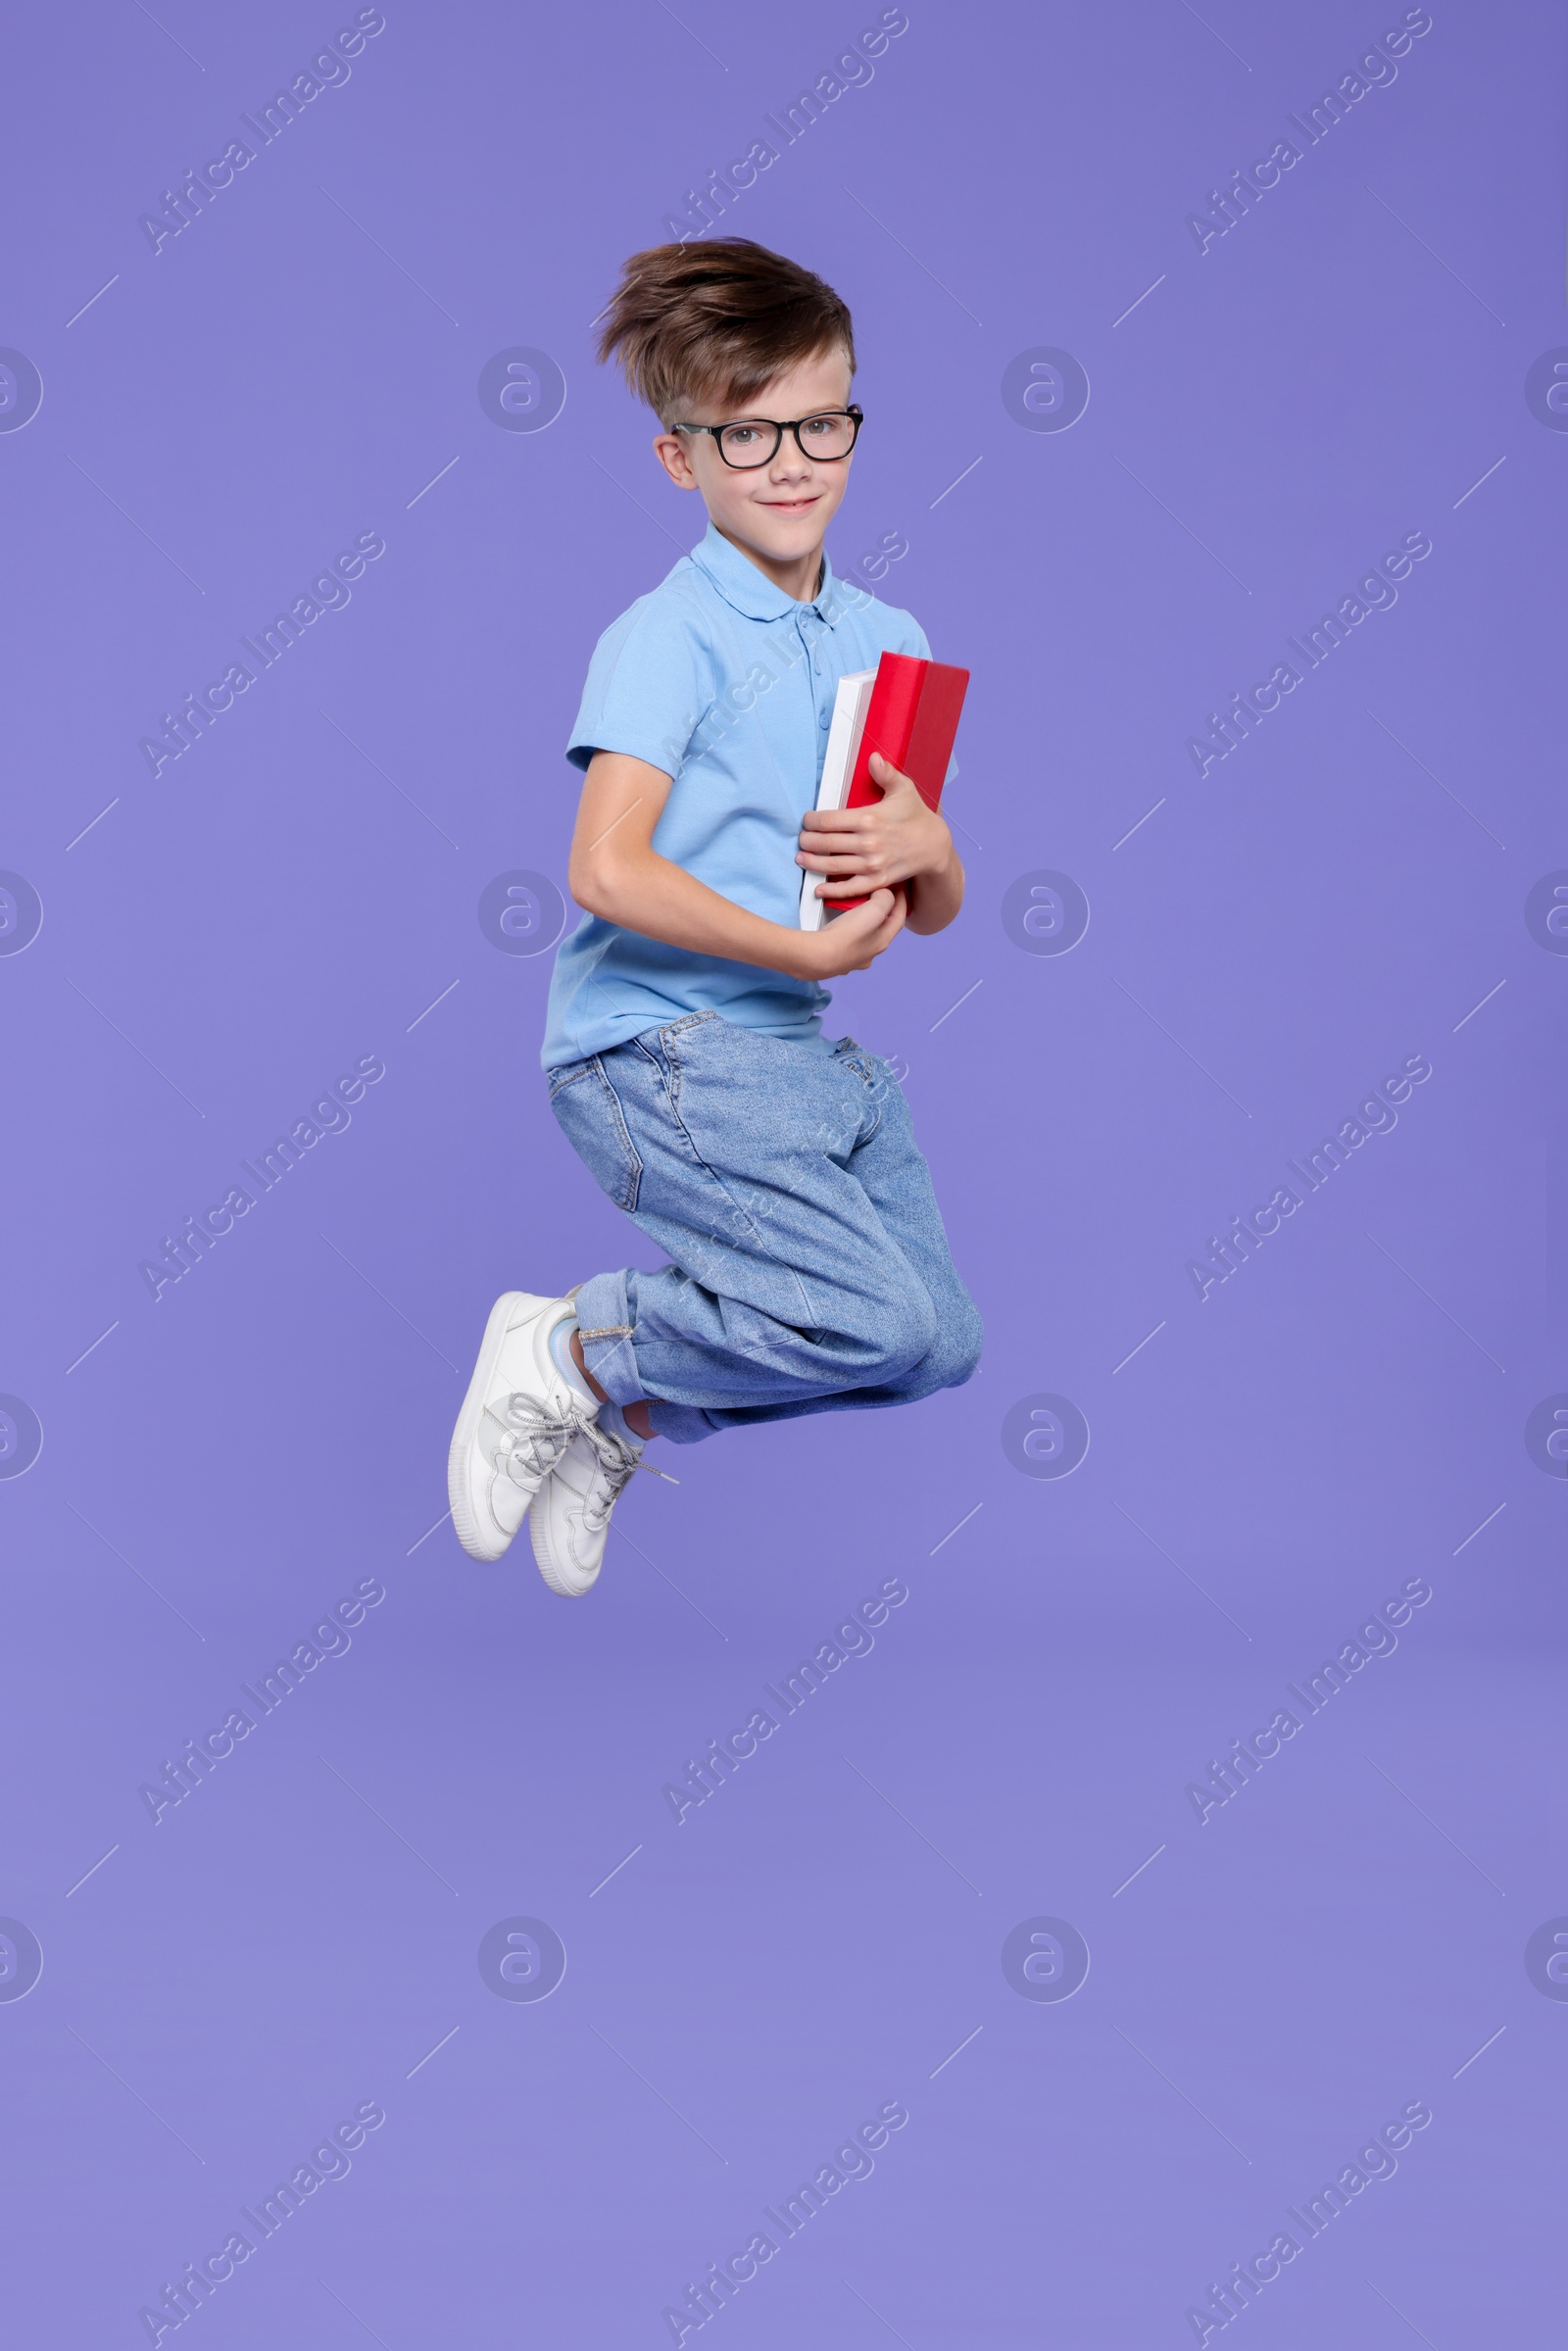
[798,413,858,456]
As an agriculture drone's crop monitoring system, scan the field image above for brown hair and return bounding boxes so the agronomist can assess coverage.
[595,238,856,426]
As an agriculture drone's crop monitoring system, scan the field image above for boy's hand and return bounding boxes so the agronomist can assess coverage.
[787,887,906,978]
[797,753,955,904]
[566,750,947,979]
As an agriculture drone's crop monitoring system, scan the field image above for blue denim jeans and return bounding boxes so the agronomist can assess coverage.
[549,1012,982,1444]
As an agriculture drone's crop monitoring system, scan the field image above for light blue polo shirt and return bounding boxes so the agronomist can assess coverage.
[540,521,935,1069]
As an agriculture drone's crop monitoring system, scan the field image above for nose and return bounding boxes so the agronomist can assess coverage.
[767,431,811,480]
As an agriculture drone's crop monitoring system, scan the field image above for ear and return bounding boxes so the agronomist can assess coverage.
[653,429,699,490]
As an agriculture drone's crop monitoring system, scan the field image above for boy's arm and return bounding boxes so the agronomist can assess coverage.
[567,752,906,980]
[796,752,965,935]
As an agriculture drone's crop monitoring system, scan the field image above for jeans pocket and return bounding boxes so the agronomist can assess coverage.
[550,1055,643,1212]
[831,1035,877,1087]
[829,1034,887,1145]
[646,1007,724,1111]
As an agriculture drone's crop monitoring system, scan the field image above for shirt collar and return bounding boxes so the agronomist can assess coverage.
[689,520,847,625]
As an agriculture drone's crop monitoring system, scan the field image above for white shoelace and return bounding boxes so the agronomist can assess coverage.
[580,1417,676,1526]
[492,1394,586,1486]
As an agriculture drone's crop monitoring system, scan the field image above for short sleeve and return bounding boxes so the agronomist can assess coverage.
[565,589,714,778]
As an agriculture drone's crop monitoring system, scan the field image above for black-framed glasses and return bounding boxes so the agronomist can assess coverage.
[672,405,864,469]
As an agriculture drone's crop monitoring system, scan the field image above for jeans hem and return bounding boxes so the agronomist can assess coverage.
[645,1400,719,1445]
[572,1272,645,1408]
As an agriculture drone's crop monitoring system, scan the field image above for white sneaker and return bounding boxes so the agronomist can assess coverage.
[448,1292,594,1562]
[529,1414,658,1597]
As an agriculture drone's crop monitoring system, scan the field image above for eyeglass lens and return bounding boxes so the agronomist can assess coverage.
[716,413,858,466]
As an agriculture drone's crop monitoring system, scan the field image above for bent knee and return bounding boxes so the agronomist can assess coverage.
[904,1300,983,1398]
[944,1302,984,1388]
[853,1274,938,1384]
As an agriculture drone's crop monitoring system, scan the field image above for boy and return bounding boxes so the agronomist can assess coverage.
[449,238,981,1593]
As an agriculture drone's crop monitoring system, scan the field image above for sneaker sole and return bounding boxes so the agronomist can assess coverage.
[447,1290,556,1561]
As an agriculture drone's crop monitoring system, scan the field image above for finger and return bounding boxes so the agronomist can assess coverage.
[811,848,882,872]
[809,821,888,848]
[867,753,915,793]
[800,807,864,833]
[825,887,893,931]
[801,832,876,859]
[823,860,905,889]
[859,910,904,957]
[808,839,891,864]
[806,859,886,883]
[858,886,904,937]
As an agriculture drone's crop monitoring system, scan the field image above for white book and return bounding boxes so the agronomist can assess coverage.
[799,667,876,930]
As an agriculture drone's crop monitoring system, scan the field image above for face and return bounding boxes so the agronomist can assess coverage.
[653,347,857,585]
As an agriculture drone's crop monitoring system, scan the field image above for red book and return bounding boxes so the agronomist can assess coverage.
[799,652,970,925]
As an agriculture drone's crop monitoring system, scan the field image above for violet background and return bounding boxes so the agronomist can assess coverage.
[1,2,1562,2344]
